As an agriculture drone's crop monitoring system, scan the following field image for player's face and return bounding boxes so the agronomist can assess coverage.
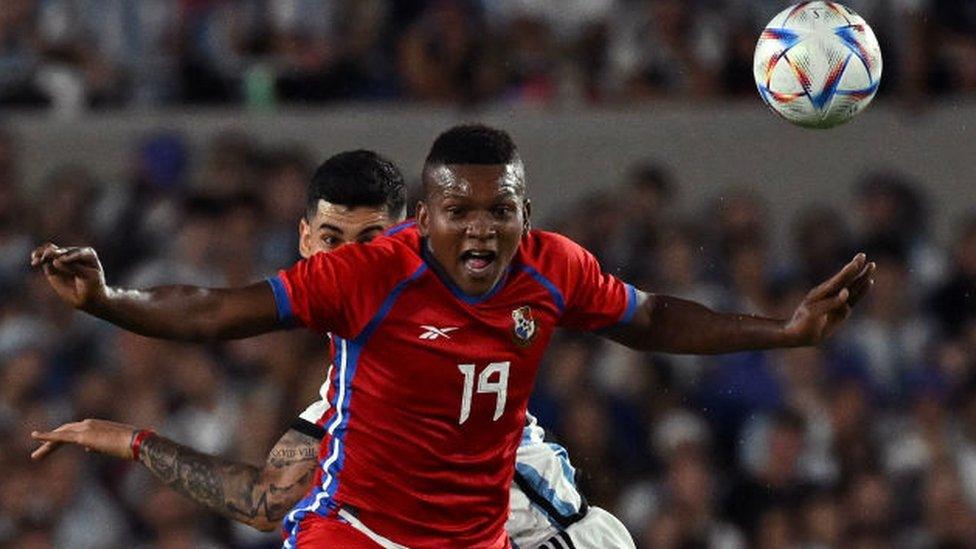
[299,200,393,258]
[417,163,530,296]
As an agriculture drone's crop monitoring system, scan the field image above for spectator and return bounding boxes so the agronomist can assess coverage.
[930,215,976,338]
[854,171,945,291]
[0,0,45,107]
[397,0,503,105]
[609,0,726,99]
[726,409,814,542]
[643,449,745,548]
[0,0,972,108]
[841,238,933,402]
[798,491,844,548]
[791,206,854,289]
[931,0,976,94]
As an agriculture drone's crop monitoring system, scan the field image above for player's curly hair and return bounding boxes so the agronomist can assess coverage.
[307,150,406,220]
[425,124,519,166]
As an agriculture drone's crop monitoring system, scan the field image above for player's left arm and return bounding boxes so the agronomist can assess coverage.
[605,254,875,353]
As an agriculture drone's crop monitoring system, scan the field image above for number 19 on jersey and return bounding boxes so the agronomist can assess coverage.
[457,362,510,424]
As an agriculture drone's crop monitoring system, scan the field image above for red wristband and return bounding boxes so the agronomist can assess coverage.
[130,429,155,461]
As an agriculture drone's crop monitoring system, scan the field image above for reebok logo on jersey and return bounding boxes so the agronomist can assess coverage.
[419,326,459,340]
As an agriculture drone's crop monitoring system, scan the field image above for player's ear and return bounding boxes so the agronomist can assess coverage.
[416,201,429,236]
[522,199,532,234]
[298,217,314,259]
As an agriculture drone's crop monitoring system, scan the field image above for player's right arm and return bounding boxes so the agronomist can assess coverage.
[606,254,875,353]
[31,419,318,532]
[30,243,281,341]
[545,232,874,353]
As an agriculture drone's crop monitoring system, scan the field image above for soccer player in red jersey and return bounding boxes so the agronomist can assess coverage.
[31,125,874,548]
[32,148,634,547]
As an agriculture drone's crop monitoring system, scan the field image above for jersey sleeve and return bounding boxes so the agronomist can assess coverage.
[266,238,410,339]
[555,236,639,332]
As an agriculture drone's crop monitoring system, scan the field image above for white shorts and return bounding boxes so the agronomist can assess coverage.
[535,507,636,549]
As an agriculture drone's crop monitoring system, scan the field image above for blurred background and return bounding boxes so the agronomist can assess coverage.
[1,0,976,548]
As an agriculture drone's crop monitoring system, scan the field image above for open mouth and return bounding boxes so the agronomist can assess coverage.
[460,250,497,275]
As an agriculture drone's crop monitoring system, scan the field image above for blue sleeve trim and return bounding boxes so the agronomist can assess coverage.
[592,283,640,336]
[354,264,428,342]
[513,462,587,529]
[267,276,294,326]
[619,284,639,325]
[518,265,565,314]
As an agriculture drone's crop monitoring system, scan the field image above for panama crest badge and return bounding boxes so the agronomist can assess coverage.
[511,306,537,347]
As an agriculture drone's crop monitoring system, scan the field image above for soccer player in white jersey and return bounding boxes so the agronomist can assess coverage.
[31,149,634,548]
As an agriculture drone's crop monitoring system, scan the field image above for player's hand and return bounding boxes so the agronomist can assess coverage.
[783,253,876,346]
[30,243,108,310]
[30,419,139,461]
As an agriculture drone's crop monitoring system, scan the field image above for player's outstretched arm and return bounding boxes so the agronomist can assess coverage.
[607,254,875,353]
[30,243,280,341]
[31,420,318,532]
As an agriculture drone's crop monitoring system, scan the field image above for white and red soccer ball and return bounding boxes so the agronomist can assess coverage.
[754,1,882,128]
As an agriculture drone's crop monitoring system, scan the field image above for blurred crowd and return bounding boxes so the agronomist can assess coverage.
[1,0,975,112]
[1,123,976,549]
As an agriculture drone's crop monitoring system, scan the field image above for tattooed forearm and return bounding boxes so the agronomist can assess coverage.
[269,442,317,467]
[139,434,238,511]
[138,430,319,530]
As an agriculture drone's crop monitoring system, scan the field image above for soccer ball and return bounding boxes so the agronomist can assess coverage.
[753,1,882,129]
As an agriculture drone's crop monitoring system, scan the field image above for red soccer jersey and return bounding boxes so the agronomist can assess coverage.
[272,223,637,548]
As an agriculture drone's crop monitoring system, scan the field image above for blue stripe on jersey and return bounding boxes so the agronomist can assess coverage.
[421,242,511,305]
[384,220,416,236]
[517,265,565,313]
[514,460,580,520]
[357,264,428,339]
[267,276,294,325]
[597,283,640,335]
[281,492,338,548]
[449,266,511,305]
[282,341,350,547]
[318,337,352,498]
[282,264,428,547]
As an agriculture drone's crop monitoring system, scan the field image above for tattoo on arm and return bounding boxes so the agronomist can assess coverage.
[139,429,319,530]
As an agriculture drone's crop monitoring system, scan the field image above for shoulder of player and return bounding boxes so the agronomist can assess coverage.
[308,224,422,276]
[381,221,422,251]
[514,229,596,300]
[520,229,589,265]
[374,223,425,267]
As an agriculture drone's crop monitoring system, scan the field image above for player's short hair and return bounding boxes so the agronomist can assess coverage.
[307,150,406,220]
[421,125,526,199]
[424,124,519,167]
